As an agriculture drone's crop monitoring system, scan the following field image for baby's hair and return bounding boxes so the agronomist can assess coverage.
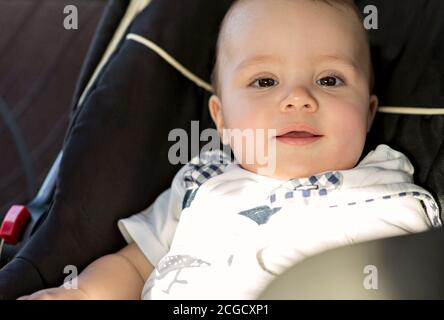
[211,0,374,96]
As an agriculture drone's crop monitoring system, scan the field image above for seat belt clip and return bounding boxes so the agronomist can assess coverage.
[0,205,31,245]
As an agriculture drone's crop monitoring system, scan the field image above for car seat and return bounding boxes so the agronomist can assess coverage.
[0,0,443,299]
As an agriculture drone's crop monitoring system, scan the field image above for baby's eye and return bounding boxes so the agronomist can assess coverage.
[316,75,345,87]
[250,78,278,88]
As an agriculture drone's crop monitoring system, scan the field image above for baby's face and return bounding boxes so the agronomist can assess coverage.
[209,0,378,180]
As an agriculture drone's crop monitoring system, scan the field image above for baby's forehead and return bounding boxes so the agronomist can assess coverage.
[219,0,366,55]
[217,0,370,76]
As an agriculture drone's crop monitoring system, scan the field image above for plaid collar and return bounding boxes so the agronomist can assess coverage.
[183,150,232,190]
[268,171,343,206]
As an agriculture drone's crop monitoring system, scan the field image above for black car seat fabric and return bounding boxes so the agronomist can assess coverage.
[0,0,443,299]
[356,0,444,212]
[70,0,131,113]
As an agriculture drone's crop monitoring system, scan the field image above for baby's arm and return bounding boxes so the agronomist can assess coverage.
[18,242,154,300]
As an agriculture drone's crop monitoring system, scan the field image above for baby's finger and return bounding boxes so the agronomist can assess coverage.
[17,295,30,300]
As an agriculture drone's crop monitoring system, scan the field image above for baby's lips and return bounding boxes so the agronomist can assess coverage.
[279,131,316,138]
[276,123,322,137]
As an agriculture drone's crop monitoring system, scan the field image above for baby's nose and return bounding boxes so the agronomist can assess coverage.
[280,87,318,113]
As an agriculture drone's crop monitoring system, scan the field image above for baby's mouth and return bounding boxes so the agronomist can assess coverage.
[278,131,320,138]
[276,130,323,146]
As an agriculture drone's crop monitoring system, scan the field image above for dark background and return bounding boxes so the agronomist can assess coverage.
[0,0,106,216]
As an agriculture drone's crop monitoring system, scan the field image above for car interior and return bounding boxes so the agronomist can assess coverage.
[0,0,443,299]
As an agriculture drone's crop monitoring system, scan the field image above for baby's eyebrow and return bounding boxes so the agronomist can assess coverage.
[234,54,363,75]
[235,55,280,72]
[315,54,360,72]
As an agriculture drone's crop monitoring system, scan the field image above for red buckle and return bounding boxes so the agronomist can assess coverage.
[0,205,31,245]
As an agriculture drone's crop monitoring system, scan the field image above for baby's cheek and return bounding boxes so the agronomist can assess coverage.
[331,107,367,162]
[224,109,255,131]
[333,103,367,135]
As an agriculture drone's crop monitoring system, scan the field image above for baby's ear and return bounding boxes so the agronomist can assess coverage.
[208,95,225,136]
[367,94,379,132]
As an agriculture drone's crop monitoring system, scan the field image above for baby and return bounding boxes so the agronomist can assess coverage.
[19,0,441,300]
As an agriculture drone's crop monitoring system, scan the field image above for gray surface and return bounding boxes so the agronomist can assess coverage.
[259,229,444,299]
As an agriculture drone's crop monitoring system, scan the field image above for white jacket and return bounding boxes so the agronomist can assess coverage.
[119,144,441,299]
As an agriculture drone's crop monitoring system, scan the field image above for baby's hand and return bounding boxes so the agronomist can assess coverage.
[17,286,89,300]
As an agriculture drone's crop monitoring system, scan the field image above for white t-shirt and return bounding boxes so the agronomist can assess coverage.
[118,144,441,299]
